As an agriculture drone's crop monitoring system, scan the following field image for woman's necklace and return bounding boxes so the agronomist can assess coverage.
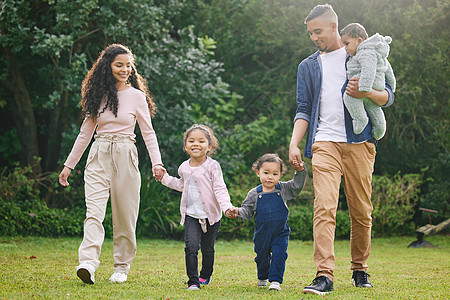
[117,82,129,91]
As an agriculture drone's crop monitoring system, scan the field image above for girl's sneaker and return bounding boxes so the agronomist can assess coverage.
[187,284,200,291]
[258,279,268,287]
[199,277,212,285]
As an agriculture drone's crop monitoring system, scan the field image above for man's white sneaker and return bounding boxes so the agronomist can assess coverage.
[258,279,268,287]
[269,281,281,291]
[109,272,127,283]
[76,263,95,284]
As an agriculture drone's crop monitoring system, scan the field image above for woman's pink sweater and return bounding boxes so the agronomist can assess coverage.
[64,87,162,169]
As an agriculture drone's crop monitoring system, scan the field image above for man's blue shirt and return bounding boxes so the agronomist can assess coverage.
[294,50,394,159]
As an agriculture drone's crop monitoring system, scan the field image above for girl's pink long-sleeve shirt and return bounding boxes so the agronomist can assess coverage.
[64,87,162,169]
[161,157,233,226]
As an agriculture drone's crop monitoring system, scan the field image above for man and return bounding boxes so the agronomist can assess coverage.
[289,4,394,295]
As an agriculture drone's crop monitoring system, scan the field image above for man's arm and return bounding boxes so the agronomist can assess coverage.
[289,118,309,168]
[346,77,393,106]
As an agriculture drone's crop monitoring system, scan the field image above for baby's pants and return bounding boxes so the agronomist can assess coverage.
[78,134,141,274]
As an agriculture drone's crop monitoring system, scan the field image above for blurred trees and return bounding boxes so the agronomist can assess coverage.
[0,0,234,194]
[0,0,448,234]
[194,0,449,220]
[195,0,449,174]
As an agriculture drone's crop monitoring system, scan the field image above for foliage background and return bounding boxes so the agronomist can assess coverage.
[0,0,448,238]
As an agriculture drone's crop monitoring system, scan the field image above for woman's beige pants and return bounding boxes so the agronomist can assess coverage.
[79,134,141,274]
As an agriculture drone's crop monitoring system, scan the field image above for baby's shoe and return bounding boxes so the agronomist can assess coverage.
[269,281,281,291]
[258,279,268,287]
[76,263,95,284]
[109,272,127,283]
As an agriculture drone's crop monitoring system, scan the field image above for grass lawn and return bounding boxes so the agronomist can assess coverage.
[0,235,448,299]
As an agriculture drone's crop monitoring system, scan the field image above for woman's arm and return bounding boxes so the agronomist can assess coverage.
[63,117,97,170]
[135,92,163,166]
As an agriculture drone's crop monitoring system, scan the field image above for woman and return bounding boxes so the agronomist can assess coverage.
[59,44,164,284]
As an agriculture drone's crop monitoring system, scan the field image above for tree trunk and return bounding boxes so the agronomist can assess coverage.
[44,90,68,172]
[43,90,69,205]
[1,59,42,175]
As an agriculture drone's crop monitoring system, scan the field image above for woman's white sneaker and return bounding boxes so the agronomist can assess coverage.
[76,263,95,284]
[109,272,127,283]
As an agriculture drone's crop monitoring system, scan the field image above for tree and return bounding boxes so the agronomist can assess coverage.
[0,0,102,174]
[194,0,449,175]
[0,0,226,169]
[0,0,235,203]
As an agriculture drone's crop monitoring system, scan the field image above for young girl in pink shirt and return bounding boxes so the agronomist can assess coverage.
[159,124,236,291]
[59,44,165,285]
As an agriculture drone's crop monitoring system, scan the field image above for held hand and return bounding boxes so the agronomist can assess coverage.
[59,166,72,187]
[225,207,239,219]
[225,208,233,218]
[152,165,166,182]
[292,159,305,172]
[289,145,304,171]
[345,77,371,99]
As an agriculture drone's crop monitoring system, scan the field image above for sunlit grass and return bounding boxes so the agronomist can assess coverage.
[0,235,448,299]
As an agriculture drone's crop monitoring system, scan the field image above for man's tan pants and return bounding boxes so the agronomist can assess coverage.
[79,134,141,274]
[311,141,376,281]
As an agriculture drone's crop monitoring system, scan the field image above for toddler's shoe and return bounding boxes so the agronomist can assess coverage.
[199,276,212,285]
[76,263,95,284]
[258,279,268,287]
[187,284,200,291]
[109,272,127,283]
[269,281,281,291]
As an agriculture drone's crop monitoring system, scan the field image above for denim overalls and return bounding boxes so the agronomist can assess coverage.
[253,183,290,283]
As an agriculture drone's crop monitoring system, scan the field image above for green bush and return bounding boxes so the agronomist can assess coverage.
[289,205,351,241]
[136,169,184,239]
[220,204,351,241]
[0,166,84,236]
[288,205,314,241]
[420,153,450,223]
[218,216,255,241]
[335,208,351,240]
[1,164,423,241]
[0,164,184,238]
[371,173,422,237]
[0,129,21,169]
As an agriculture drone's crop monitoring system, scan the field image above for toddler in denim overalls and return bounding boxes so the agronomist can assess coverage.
[228,153,306,291]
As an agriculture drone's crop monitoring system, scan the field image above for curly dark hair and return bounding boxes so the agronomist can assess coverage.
[80,44,157,120]
[183,124,219,156]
